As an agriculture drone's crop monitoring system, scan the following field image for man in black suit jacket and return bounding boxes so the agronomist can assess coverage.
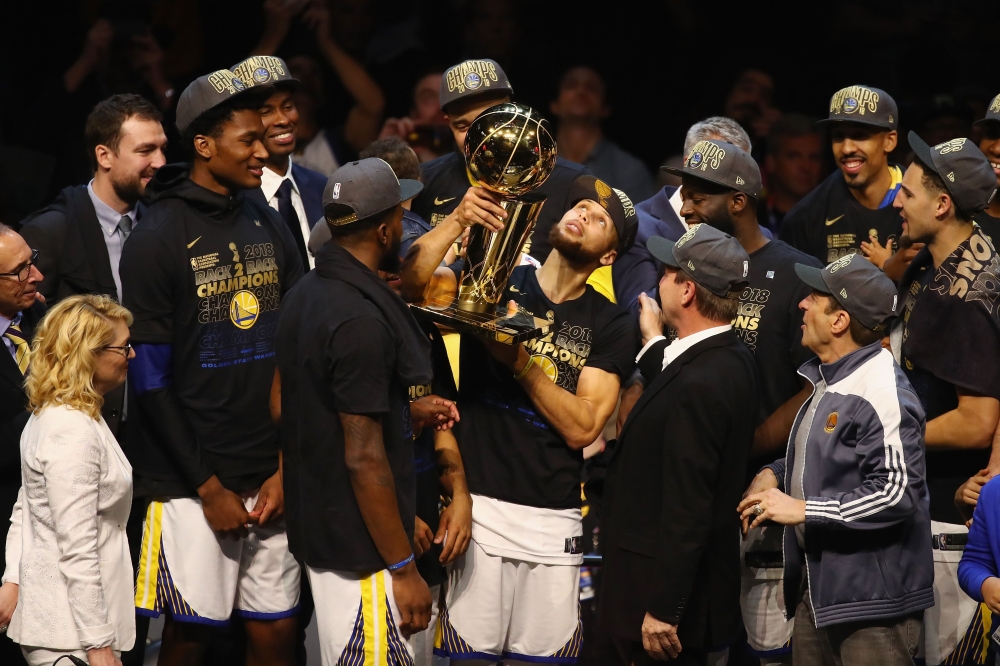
[0,224,44,666]
[18,94,168,437]
[600,224,758,665]
[234,56,327,272]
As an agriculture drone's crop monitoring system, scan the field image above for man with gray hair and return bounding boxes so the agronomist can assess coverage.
[612,116,756,320]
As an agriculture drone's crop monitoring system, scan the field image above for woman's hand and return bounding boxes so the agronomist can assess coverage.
[0,581,17,629]
[87,645,123,666]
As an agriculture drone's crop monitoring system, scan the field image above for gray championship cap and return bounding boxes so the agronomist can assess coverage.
[646,224,750,298]
[440,59,513,112]
[661,140,762,198]
[231,55,298,90]
[176,69,274,134]
[795,253,897,331]
[974,93,1000,127]
[323,158,424,226]
[909,131,997,214]
[817,85,898,131]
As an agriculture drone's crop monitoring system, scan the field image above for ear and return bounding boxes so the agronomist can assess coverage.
[377,221,390,246]
[94,145,115,171]
[679,279,697,308]
[599,248,617,267]
[730,191,748,216]
[935,191,954,221]
[884,130,898,153]
[830,309,851,336]
[193,135,214,161]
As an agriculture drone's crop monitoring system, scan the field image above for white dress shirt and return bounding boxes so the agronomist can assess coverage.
[4,405,134,652]
[669,186,688,231]
[260,159,315,269]
[0,310,18,359]
[636,324,732,371]
[86,181,136,300]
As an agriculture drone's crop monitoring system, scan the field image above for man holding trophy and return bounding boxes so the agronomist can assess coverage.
[402,99,639,661]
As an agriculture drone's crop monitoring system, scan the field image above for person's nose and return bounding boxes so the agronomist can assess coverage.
[27,264,43,284]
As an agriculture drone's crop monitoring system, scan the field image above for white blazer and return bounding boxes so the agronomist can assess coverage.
[2,404,134,652]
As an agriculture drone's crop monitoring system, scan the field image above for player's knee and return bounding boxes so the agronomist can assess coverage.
[245,616,297,648]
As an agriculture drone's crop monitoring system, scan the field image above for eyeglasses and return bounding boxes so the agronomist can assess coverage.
[98,342,133,358]
[0,250,38,282]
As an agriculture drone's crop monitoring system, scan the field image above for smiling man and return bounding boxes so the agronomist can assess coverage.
[233,56,327,271]
[121,70,305,666]
[972,94,1000,244]
[779,85,911,279]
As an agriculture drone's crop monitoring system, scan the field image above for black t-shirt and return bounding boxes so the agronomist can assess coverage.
[974,210,1000,248]
[455,266,638,510]
[411,152,589,262]
[733,241,819,425]
[411,319,457,586]
[779,168,903,265]
[899,232,1000,522]
[123,176,303,496]
[276,270,415,571]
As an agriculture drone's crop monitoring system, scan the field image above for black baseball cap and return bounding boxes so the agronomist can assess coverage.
[795,254,898,331]
[817,85,898,131]
[176,70,274,134]
[231,55,298,91]
[974,94,1000,127]
[661,140,762,198]
[647,224,750,298]
[440,59,513,112]
[909,131,997,214]
[566,176,638,255]
[323,158,424,227]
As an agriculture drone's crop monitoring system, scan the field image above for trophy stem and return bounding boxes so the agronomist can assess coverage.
[457,195,547,313]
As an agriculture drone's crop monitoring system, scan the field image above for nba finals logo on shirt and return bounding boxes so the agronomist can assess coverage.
[686,141,725,171]
[232,56,287,87]
[207,69,245,95]
[829,86,879,117]
[934,138,967,155]
[446,60,500,95]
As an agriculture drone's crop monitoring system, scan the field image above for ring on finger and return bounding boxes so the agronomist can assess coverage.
[752,503,764,517]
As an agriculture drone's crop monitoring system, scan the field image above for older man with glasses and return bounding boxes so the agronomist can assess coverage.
[0,223,44,666]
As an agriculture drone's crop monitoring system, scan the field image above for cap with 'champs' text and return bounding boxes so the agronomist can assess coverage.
[647,224,750,298]
[440,59,513,112]
[817,85,898,131]
[323,158,424,226]
[231,55,298,90]
[795,253,898,331]
[661,140,762,198]
[909,131,997,215]
[175,70,274,134]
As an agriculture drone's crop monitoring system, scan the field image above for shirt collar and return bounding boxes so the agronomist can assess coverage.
[668,187,688,230]
[87,181,136,237]
[260,158,300,201]
[662,324,732,370]
[0,311,20,337]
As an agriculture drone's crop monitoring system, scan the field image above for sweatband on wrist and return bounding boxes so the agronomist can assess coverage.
[387,553,415,572]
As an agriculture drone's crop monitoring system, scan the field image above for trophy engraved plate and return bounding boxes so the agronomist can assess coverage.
[413,102,557,344]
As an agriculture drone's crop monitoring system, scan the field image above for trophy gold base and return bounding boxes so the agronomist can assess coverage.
[412,295,550,344]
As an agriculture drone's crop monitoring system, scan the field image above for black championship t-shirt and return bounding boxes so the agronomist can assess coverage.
[733,241,820,425]
[779,168,903,265]
[276,270,415,572]
[411,152,589,262]
[974,211,1000,248]
[899,230,1000,523]
[123,181,303,495]
[411,319,457,586]
[455,266,638,510]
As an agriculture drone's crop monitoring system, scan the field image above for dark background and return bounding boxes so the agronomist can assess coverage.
[2,0,999,220]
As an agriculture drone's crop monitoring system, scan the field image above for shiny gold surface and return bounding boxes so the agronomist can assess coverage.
[465,102,557,197]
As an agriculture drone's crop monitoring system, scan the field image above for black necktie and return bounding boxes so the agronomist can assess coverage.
[274,180,310,269]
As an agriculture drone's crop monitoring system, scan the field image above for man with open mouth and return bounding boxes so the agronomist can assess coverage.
[971,94,1000,245]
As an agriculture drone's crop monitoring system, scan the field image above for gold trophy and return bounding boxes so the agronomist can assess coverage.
[413,102,557,343]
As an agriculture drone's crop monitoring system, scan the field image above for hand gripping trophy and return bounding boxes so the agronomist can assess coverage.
[414,102,557,342]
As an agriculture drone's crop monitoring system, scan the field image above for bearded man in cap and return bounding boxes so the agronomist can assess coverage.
[276,158,438,665]
[599,224,757,666]
[122,70,305,666]
[891,132,1000,666]
[423,176,638,665]
[740,254,932,666]
[971,93,1000,243]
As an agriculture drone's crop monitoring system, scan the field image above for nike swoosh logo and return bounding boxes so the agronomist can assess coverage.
[509,286,520,293]
[187,236,202,249]
[825,215,845,226]
[434,196,456,206]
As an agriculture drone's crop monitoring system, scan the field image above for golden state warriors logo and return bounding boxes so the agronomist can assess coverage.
[465,72,482,90]
[208,69,245,94]
[830,86,879,116]
[532,354,558,383]
[446,60,500,94]
[686,141,725,171]
[230,290,260,329]
[253,67,271,83]
[843,97,859,113]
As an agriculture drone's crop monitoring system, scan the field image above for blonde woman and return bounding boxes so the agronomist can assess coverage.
[2,294,135,666]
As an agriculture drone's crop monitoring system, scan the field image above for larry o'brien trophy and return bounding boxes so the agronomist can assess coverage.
[413,102,557,343]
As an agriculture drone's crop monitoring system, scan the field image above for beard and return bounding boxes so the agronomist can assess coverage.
[110,167,154,205]
[548,224,606,266]
[378,234,403,273]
